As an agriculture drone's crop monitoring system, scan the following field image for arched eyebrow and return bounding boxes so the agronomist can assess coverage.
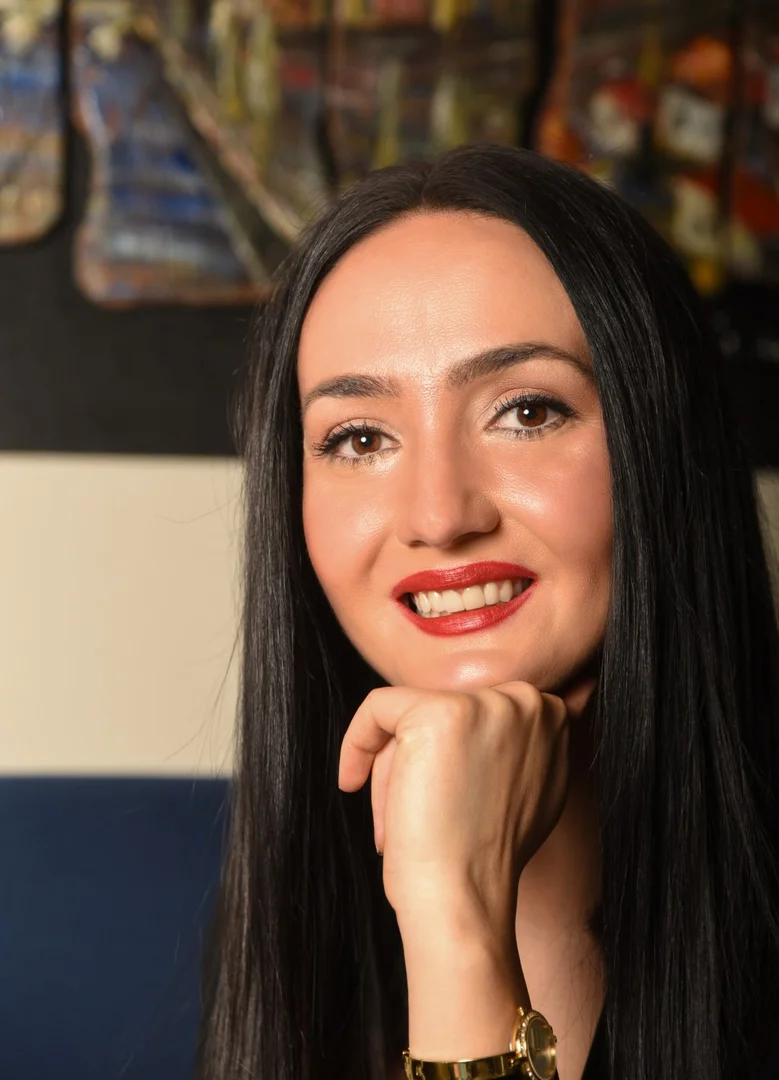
[300,342,593,417]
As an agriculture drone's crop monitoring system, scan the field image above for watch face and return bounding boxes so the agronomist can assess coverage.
[525,1015,557,1080]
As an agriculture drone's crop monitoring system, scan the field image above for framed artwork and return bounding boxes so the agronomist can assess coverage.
[536,0,779,296]
[70,0,267,306]
[0,0,65,245]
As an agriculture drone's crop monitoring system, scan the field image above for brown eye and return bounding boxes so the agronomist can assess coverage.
[492,395,569,439]
[518,403,548,428]
[351,431,382,455]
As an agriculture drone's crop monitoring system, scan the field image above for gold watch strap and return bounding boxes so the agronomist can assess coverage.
[402,1049,520,1079]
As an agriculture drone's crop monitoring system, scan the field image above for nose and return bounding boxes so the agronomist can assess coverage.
[395,440,500,549]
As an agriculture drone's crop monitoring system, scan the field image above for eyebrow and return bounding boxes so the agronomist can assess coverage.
[300,342,594,416]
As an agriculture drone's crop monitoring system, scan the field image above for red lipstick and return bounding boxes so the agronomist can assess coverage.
[392,561,536,637]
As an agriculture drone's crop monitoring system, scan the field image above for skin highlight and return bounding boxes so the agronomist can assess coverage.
[299,211,611,1079]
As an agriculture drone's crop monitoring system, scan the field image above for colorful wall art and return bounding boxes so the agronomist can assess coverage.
[0,0,64,244]
[70,1,265,307]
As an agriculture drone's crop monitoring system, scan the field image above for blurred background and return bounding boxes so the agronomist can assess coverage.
[1,1,779,1077]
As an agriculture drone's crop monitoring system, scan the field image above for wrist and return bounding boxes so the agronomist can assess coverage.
[401,922,529,1061]
[395,885,518,962]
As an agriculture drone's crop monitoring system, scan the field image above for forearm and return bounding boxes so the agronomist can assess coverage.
[401,914,529,1061]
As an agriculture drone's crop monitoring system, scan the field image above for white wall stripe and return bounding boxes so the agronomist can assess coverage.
[0,454,240,776]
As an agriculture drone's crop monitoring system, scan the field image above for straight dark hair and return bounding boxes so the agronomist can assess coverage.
[196,144,779,1080]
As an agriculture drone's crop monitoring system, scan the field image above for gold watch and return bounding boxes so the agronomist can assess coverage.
[510,1007,557,1080]
[401,1006,557,1080]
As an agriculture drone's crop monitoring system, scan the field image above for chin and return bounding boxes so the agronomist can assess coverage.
[395,650,544,693]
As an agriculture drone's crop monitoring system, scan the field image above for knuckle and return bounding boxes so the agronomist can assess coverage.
[395,715,435,753]
[401,694,474,743]
[430,694,474,733]
[363,686,389,710]
[442,692,473,719]
[478,687,516,726]
[513,681,546,715]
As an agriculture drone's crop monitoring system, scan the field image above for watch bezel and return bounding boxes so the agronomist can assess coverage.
[511,1008,558,1080]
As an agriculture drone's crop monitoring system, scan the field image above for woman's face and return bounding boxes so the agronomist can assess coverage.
[299,212,612,694]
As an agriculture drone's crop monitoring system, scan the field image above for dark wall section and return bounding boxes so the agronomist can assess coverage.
[0,122,252,456]
[714,286,779,468]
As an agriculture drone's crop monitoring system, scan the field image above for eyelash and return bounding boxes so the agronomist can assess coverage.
[311,393,576,463]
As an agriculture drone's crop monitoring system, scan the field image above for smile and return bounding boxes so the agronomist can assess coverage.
[392,561,537,637]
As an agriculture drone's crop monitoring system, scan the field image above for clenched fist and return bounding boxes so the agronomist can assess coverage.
[340,681,569,927]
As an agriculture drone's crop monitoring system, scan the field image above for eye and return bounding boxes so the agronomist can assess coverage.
[513,402,550,428]
[343,430,386,457]
[492,394,573,438]
[312,422,395,461]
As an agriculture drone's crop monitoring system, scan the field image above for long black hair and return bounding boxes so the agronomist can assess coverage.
[196,144,779,1080]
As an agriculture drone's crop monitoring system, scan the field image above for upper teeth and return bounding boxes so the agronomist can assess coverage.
[411,578,530,617]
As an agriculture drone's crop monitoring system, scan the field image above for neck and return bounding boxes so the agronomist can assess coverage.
[515,716,603,1078]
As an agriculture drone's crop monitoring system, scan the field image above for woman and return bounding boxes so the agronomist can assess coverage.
[196,144,779,1080]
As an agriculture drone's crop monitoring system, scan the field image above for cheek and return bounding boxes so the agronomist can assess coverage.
[502,436,612,586]
[548,447,613,606]
[302,467,389,610]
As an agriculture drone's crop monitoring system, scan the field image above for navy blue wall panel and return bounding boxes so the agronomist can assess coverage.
[0,777,228,1080]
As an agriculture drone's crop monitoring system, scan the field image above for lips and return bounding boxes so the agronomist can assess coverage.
[392,561,537,637]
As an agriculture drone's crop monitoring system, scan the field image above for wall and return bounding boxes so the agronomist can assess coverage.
[0,454,240,776]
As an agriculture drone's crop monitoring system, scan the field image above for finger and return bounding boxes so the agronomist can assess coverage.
[541,691,568,725]
[490,679,548,716]
[494,676,593,724]
[338,686,430,792]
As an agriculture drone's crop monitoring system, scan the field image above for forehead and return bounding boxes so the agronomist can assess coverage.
[298,211,587,391]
